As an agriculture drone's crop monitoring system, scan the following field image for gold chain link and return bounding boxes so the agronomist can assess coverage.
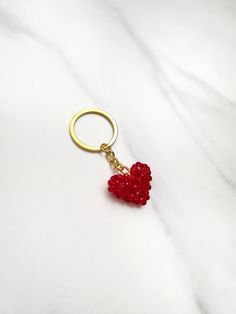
[100,143,130,174]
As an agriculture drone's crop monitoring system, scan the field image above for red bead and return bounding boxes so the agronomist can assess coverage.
[107,162,152,206]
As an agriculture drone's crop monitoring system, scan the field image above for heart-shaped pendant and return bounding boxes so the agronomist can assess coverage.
[108,162,152,205]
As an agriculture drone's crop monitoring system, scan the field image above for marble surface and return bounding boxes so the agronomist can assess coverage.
[0,0,236,313]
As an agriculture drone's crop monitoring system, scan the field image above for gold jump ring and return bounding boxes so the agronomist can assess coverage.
[69,108,118,152]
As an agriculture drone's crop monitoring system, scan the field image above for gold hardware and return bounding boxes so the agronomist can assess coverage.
[100,143,130,174]
[69,108,129,173]
[69,108,118,152]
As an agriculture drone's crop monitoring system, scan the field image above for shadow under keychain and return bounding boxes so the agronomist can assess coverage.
[69,108,152,206]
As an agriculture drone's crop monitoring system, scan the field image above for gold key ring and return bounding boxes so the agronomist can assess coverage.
[69,108,118,152]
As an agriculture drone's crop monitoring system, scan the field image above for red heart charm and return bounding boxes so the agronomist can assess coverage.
[108,162,152,206]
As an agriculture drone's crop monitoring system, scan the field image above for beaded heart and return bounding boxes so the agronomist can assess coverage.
[108,162,152,205]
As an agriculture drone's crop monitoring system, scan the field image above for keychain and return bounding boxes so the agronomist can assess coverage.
[69,108,152,206]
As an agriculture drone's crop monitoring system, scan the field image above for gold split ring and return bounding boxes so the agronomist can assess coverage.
[69,108,118,152]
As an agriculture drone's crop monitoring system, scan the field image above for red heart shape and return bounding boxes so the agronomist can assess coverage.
[108,162,152,206]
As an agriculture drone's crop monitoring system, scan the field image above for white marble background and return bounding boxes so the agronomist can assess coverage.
[0,0,236,313]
